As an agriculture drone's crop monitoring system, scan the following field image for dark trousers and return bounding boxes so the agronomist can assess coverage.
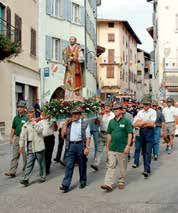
[55,128,66,162]
[44,135,55,173]
[153,127,161,156]
[62,143,87,188]
[134,136,142,166]
[140,128,154,173]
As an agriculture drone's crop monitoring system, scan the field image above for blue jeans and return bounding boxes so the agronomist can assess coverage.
[152,127,161,156]
[134,136,141,166]
[140,128,154,173]
[91,131,99,159]
[62,143,87,188]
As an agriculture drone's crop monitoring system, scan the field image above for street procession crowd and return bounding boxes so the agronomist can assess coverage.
[3,97,178,193]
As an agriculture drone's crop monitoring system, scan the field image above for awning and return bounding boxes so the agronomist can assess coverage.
[147,26,154,39]
[97,45,105,57]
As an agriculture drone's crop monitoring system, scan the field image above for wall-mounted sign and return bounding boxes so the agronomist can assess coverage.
[44,67,50,77]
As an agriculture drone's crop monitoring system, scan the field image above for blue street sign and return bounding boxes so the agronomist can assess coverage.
[44,67,49,77]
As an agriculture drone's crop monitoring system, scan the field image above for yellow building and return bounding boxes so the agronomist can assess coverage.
[0,1,39,135]
[97,19,141,100]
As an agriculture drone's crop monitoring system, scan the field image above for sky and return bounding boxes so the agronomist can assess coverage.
[98,0,153,52]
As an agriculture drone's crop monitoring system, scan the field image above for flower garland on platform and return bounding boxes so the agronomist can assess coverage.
[42,98,101,120]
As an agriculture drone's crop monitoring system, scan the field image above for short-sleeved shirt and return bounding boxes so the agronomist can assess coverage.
[12,114,28,136]
[162,106,178,123]
[107,116,133,152]
[134,108,157,123]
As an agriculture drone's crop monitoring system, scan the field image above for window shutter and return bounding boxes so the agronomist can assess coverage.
[46,0,51,15]
[62,0,68,20]
[31,28,36,56]
[6,7,11,38]
[45,35,52,60]
[80,6,85,25]
[107,65,114,78]
[15,14,22,46]
[67,0,72,21]
[108,49,115,64]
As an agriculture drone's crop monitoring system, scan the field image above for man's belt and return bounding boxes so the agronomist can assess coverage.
[100,130,107,134]
[70,140,83,144]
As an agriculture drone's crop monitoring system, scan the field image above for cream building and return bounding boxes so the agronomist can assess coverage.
[39,0,101,102]
[97,19,141,100]
[147,0,178,101]
[0,1,39,135]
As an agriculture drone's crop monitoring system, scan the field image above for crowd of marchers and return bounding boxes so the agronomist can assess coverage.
[4,97,178,193]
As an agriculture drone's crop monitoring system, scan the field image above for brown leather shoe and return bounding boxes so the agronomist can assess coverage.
[4,172,16,178]
[118,183,125,190]
[101,185,112,191]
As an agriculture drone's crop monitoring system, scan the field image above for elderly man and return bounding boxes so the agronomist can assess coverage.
[91,103,115,171]
[162,97,178,154]
[60,107,91,193]
[5,101,27,177]
[133,98,157,178]
[101,104,133,191]
[19,107,46,187]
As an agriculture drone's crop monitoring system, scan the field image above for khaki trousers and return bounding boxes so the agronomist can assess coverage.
[9,136,27,175]
[104,151,128,187]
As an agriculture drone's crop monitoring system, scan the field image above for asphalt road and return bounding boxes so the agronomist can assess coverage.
[1,136,178,213]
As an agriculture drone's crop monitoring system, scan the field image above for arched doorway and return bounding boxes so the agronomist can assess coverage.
[50,87,65,101]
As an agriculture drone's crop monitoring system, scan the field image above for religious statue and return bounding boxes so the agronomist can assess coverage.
[63,36,84,101]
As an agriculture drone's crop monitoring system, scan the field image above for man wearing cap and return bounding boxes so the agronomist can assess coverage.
[60,107,91,193]
[101,104,133,191]
[19,107,46,187]
[152,102,165,160]
[162,98,178,154]
[4,101,28,177]
[133,98,156,178]
[91,103,114,171]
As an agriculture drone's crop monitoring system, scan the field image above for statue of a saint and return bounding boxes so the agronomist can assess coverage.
[63,36,84,101]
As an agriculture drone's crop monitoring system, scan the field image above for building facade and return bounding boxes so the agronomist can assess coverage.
[97,19,141,101]
[136,49,152,101]
[0,1,39,135]
[39,0,101,102]
[147,0,178,101]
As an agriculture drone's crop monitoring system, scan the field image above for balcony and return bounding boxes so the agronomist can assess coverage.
[0,18,21,60]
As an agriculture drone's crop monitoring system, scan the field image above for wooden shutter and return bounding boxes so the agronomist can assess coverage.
[80,6,85,25]
[62,0,68,20]
[15,14,22,46]
[45,35,52,60]
[46,0,51,15]
[6,7,11,38]
[108,49,114,64]
[107,65,114,78]
[30,28,36,56]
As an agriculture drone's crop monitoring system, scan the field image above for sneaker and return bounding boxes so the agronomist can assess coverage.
[101,185,112,191]
[39,177,46,183]
[142,172,149,179]
[59,185,69,193]
[20,179,29,187]
[167,147,172,155]
[153,155,158,161]
[79,182,87,189]
[132,164,138,168]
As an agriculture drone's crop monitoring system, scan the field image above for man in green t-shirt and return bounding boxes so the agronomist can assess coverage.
[4,101,28,177]
[101,104,133,191]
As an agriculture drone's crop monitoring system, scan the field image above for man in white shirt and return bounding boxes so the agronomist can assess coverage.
[162,98,178,154]
[133,98,156,178]
[91,103,115,171]
[60,107,91,193]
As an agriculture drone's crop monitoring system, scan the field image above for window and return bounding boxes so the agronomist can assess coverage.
[30,28,36,56]
[108,33,115,42]
[108,22,114,28]
[176,14,178,32]
[137,70,142,76]
[52,0,62,17]
[15,14,22,45]
[52,38,61,61]
[108,49,115,64]
[107,65,114,78]
[72,3,80,24]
